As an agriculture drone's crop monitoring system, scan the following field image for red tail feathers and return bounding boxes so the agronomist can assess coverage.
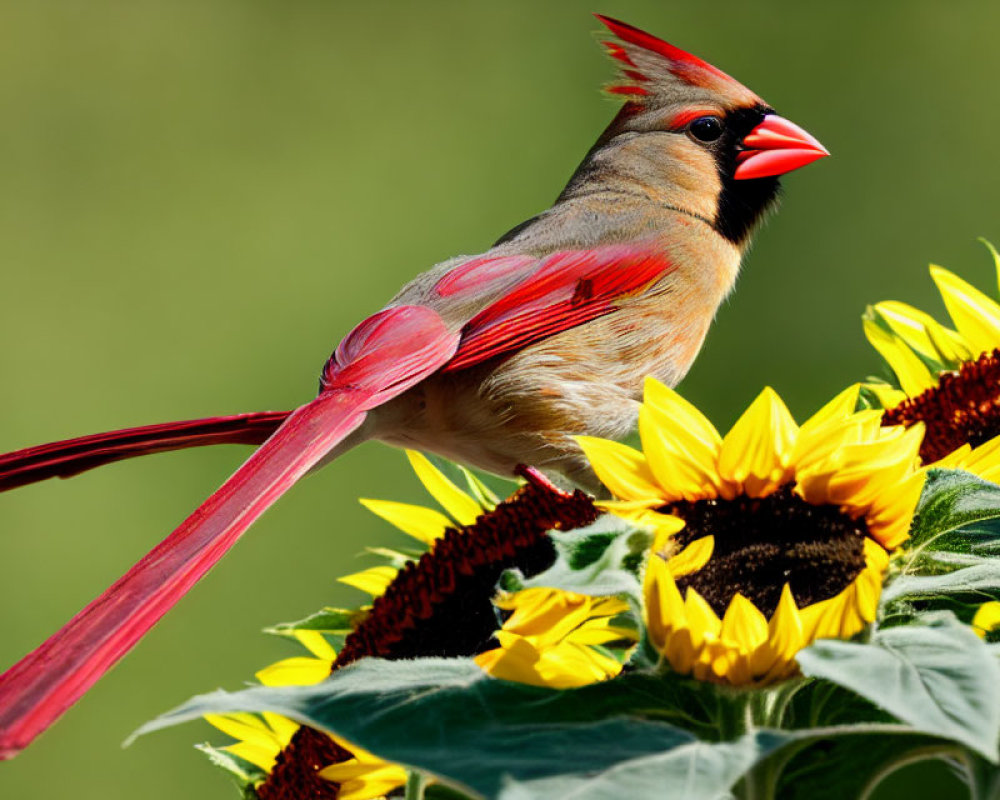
[0,305,460,758]
[0,412,291,492]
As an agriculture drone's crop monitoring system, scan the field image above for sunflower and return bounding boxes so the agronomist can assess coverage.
[474,587,637,688]
[205,632,409,800]
[863,242,1000,473]
[205,707,407,800]
[576,378,925,686]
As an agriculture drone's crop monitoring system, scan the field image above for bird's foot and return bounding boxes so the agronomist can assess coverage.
[514,464,572,498]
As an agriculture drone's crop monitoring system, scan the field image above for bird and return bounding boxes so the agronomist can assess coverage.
[0,14,828,757]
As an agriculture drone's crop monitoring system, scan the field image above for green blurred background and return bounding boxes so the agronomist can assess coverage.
[0,1,995,797]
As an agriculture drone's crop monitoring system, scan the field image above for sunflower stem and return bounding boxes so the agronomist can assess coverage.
[725,688,805,800]
[715,691,751,740]
[405,769,427,800]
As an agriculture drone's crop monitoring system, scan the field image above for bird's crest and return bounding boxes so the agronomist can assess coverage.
[595,15,761,108]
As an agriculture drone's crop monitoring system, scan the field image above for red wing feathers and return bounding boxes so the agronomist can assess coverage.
[325,305,462,405]
[444,246,673,373]
[433,254,537,298]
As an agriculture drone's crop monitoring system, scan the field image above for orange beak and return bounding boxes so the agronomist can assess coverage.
[733,114,829,180]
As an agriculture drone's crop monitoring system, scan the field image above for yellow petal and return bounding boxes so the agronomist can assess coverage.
[935,443,974,471]
[682,587,722,648]
[666,535,714,578]
[338,565,399,597]
[533,641,624,687]
[496,588,592,642]
[863,317,937,397]
[931,264,1000,355]
[718,388,798,497]
[864,469,924,550]
[406,450,482,525]
[639,404,725,502]
[474,633,545,685]
[224,741,281,772]
[358,498,452,545]
[924,316,975,365]
[719,594,769,654]
[576,436,665,502]
[873,301,969,365]
[942,434,1000,482]
[800,384,861,431]
[643,377,723,450]
[643,556,686,653]
[255,656,332,687]
[853,539,888,622]
[753,585,804,680]
[588,595,632,619]
[864,382,908,410]
[321,761,410,800]
[972,601,1000,637]
[205,713,277,747]
[793,409,884,476]
[261,712,300,746]
[294,630,338,661]
[569,623,637,647]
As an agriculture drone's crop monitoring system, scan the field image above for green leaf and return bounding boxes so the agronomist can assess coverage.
[139,658,959,800]
[883,562,1000,605]
[138,660,701,798]
[797,613,1000,760]
[263,607,363,637]
[910,470,1000,556]
[496,730,797,800]
[883,470,1000,613]
[519,515,650,601]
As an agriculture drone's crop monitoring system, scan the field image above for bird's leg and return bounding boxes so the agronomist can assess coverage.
[514,463,573,498]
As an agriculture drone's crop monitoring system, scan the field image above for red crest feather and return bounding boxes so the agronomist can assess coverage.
[594,14,760,106]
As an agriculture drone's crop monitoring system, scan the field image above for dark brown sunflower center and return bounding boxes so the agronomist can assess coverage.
[666,485,869,618]
[882,348,1000,463]
[257,728,351,800]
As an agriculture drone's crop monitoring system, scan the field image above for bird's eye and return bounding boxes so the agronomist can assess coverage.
[688,116,724,143]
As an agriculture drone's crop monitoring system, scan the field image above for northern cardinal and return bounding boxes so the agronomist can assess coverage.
[0,15,827,757]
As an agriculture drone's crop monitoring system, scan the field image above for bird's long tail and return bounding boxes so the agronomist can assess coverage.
[0,304,460,758]
[0,412,291,492]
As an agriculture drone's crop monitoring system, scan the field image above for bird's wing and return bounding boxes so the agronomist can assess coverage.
[441,244,674,372]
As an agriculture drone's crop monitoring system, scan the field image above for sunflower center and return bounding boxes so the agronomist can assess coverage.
[257,728,350,800]
[665,485,869,618]
[882,348,1000,463]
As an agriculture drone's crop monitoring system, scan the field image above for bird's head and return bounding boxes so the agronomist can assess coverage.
[568,15,828,246]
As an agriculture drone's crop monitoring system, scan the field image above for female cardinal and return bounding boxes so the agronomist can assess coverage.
[0,15,827,757]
